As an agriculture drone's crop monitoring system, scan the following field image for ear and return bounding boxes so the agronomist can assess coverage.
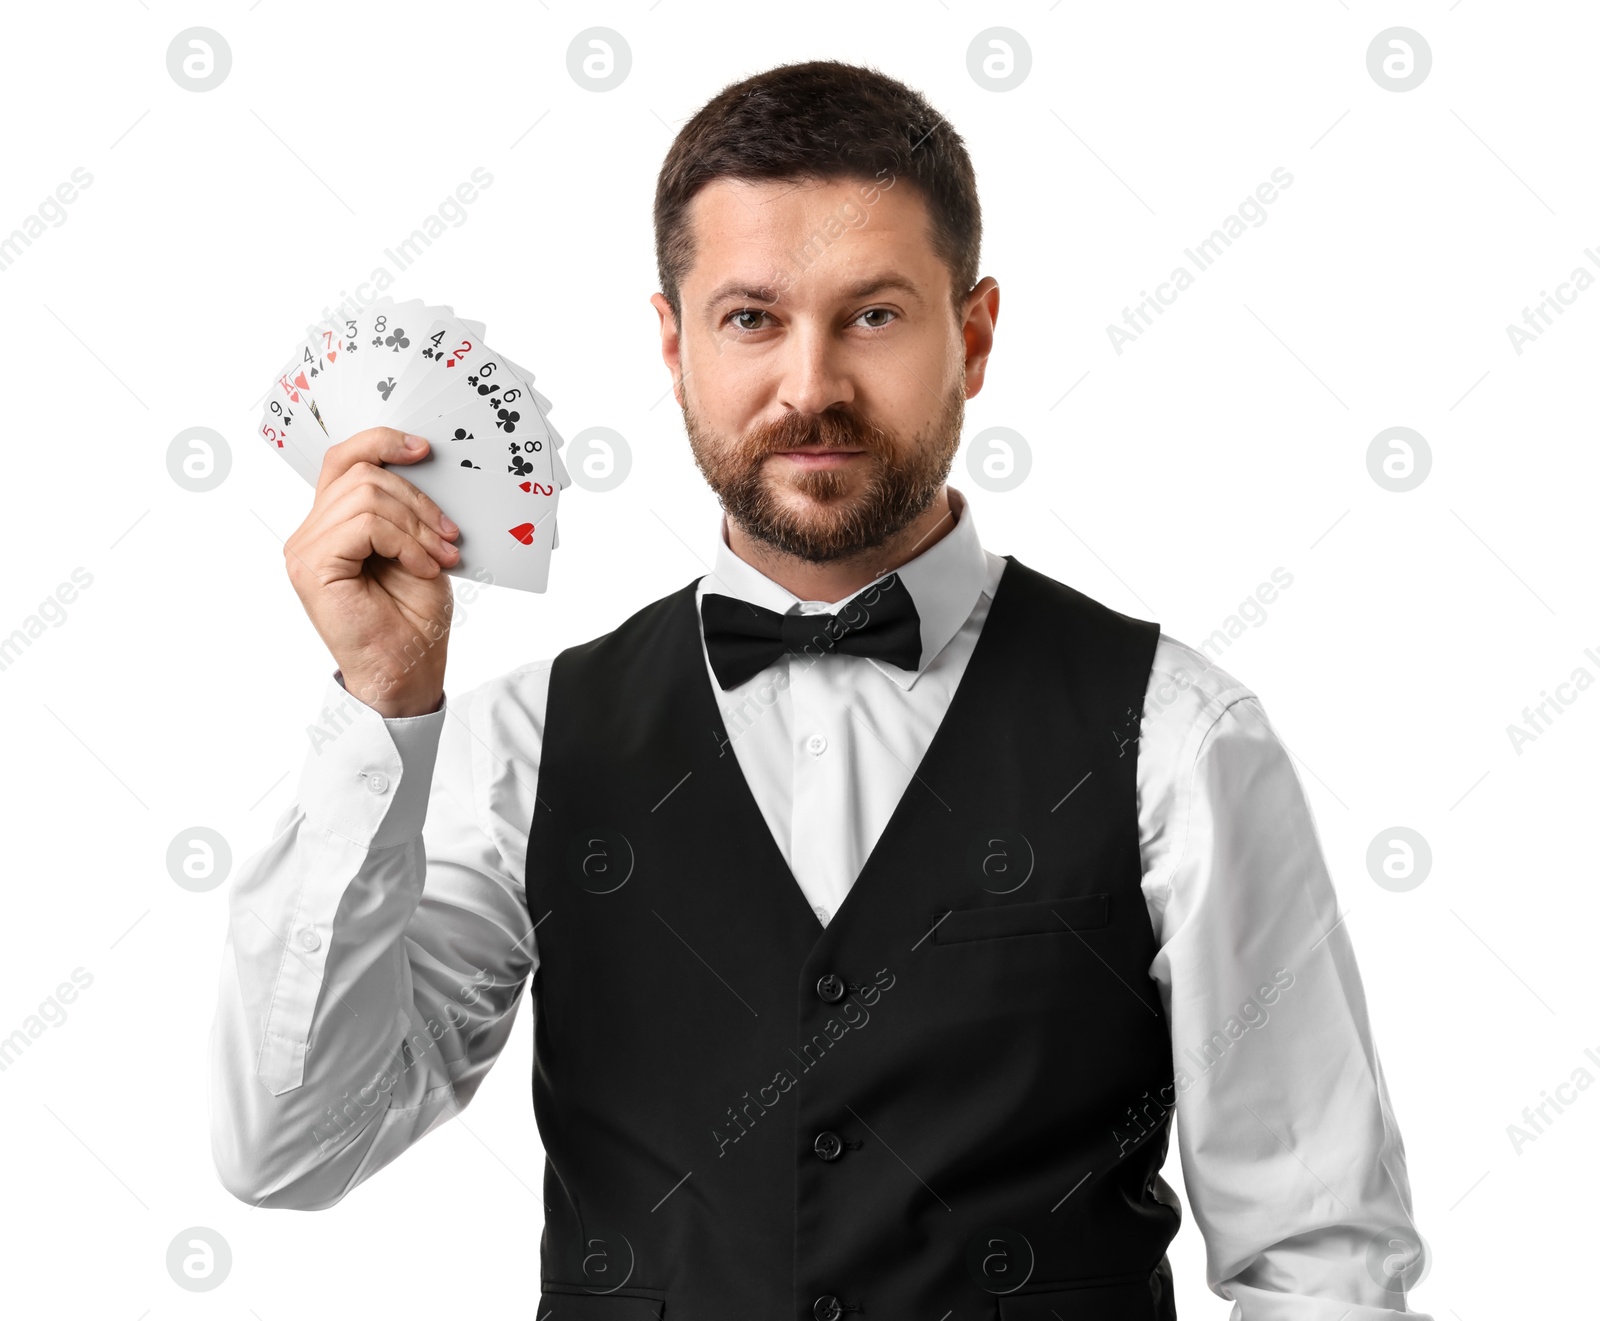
[650,292,685,409]
[959,277,1000,399]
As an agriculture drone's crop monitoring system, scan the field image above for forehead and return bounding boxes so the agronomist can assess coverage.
[681,175,942,302]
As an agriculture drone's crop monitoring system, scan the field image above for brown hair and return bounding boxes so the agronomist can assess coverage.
[653,59,982,326]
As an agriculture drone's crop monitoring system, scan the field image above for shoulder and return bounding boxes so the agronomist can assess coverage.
[1136,636,1290,919]
[1137,634,1298,878]
[1141,632,1266,772]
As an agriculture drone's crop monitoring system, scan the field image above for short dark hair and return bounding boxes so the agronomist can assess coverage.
[653,60,982,326]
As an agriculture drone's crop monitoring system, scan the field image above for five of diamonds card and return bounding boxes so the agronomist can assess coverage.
[258,296,570,593]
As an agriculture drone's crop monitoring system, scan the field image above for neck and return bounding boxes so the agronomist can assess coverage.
[725,486,958,604]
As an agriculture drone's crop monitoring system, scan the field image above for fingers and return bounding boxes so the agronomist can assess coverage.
[295,509,445,584]
[316,427,432,496]
[315,459,460,543]
[308,484,459,567]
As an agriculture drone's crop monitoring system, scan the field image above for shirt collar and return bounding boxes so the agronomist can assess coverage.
[699,486,990,691]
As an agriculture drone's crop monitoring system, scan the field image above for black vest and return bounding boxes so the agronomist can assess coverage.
[525,556,1180,1321]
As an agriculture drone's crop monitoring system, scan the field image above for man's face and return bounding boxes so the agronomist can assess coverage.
[653,175,990,565]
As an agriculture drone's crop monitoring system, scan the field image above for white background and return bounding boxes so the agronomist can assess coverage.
[0,2,1593,1316]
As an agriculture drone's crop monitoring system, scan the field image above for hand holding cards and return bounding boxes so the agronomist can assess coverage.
[260,296,569,593]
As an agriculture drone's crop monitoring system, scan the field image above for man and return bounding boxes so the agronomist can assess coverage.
[210,60,1430,1321]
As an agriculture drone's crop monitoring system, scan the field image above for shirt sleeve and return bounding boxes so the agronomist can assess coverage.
[1138,639,1432,1321]
[207,663,548,1209]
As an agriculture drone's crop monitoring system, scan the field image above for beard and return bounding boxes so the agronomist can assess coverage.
[681,376,965,564]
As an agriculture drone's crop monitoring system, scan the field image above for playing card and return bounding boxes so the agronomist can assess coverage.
[533,402,572,489]
[302,301,391,441]
[415,396,557,504]
[381,314,484,421]
[307,311,361,388]
[388,344,537,442]
[268,349,329,439]
[259,368,324,484]
[319,298,427,442]
[498,353,569,490]
[387,440,558,592]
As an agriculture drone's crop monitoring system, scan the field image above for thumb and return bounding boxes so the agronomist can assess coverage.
[317,426,431,494]
[382,428,431,465]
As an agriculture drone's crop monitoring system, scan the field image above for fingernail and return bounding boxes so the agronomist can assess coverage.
[403,433,427,450]
[440,514,459,536]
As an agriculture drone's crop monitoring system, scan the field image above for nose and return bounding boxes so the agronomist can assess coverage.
[775,319,854,417]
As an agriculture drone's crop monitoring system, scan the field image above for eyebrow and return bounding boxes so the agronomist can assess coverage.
[701,273,924,318]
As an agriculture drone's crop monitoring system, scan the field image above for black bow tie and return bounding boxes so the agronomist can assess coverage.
[700,573,923,690]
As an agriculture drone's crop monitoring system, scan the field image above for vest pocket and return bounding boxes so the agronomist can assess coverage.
[932,893,1109,944]
[536,1284,666,1318]
[996,1273,1160,1318]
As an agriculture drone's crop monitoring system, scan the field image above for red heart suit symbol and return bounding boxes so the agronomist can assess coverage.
[508,523,536,545]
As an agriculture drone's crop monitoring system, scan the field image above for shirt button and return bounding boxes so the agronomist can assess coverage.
[815,973,845,1003]
[365,772,390,795]
[297,927,321,951]
[813,1130,844,1161]
[812,904,830,925]
[806,733,828,756]
[813,1295,843,1321]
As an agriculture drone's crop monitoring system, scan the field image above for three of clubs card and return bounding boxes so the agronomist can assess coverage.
[260,296,570,593]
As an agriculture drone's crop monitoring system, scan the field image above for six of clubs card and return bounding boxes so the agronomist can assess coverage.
[259,296,568,592]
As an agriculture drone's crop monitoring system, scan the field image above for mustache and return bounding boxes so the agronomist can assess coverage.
[741,408,888,458]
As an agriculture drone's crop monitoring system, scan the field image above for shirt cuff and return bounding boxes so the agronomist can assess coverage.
[297,672,447,850]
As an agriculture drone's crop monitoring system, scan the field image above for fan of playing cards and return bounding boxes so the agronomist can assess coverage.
[259,296,569,593]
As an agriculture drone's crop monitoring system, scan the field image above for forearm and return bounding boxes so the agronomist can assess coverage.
[208,675,470,1208]
[208,820,471,1208]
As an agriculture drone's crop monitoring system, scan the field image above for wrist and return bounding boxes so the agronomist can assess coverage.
[335,669,444,719]
[374,692,444,719]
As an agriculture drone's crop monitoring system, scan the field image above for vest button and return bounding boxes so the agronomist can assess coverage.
[815,973,846,1003]
[813,1130,844,1161]
[813,1295,843,1321]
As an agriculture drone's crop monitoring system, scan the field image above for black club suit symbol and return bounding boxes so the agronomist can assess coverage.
[495,408,521,434]
[385,328,410,352]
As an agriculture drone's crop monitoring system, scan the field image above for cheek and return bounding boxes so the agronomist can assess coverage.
[690,349,768,422]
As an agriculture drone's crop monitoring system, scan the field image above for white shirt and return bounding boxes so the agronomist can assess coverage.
[208,486,1430,1321]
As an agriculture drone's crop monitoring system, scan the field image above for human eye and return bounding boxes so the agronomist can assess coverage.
[725,308,771,333]
[853,307,897,330]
